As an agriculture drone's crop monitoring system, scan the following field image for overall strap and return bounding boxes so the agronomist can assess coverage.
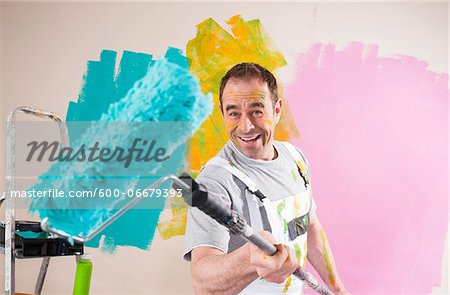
[202,157,267,201]
[279,142,313,216]
[279,142,310,187]
[202,156,268,232]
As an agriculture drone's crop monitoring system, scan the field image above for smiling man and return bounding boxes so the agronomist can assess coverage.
[183,63,348,294]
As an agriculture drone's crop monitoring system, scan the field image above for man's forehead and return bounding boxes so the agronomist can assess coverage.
[223,78,270,99]
[225,77,268,88]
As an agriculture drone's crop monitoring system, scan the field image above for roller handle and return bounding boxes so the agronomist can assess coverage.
[175,173,234,227]
[245,232,278,255]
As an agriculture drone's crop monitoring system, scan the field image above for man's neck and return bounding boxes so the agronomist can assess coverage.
[259,144,278,161]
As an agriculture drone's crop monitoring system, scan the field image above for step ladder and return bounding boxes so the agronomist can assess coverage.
[2,107,84,295]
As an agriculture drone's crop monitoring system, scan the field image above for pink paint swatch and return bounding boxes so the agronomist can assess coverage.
[285,42,448,293]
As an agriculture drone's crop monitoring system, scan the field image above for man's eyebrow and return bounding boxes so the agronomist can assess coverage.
[225,104,239,112]
[249,102,265,108]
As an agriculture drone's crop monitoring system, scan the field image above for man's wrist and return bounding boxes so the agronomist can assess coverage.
[244,242,259,277]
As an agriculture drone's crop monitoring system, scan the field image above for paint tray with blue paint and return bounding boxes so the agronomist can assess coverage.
[0,220,84,258]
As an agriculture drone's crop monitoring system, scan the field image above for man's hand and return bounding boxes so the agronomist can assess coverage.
[248,231,299,284]
[190,231,299,294]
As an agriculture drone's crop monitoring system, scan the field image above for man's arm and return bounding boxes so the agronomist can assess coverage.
[191,245,257,294]
[191,231,298,295]
[307,214,349,294]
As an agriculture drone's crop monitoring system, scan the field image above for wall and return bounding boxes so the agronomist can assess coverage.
[0,1,447,294]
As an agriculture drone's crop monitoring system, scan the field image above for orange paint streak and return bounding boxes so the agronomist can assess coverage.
[263,118,273,126]
[282,275,292,293]
[320,229,336,287]
[293,197,302,216]
[302,241,308,268]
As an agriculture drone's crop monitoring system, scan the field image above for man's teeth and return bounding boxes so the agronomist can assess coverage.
[240,135,259,141]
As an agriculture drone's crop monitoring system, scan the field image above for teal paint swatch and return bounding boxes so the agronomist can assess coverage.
[29,48,212,252]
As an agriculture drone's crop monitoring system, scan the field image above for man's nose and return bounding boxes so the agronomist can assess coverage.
[238,115,255,133]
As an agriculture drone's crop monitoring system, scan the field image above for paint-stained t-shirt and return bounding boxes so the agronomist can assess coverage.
[183,140,317,294]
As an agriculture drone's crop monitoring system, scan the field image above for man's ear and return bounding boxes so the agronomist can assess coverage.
[274,98,283,124]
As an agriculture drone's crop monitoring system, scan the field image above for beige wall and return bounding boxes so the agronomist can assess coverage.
[0,1,447,294]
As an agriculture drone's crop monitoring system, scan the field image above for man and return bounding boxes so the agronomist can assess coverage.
[183,63,348,294]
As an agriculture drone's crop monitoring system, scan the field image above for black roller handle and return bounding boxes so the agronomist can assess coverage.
[175,173,234,227]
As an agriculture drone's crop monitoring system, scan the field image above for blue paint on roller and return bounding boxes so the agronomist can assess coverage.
[29,49,212,251]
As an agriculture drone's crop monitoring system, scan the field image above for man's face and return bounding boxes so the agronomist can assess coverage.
[221,78,282,160]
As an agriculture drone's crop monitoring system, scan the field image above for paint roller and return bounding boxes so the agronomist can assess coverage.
[175,173,334,295]
[33,58,213,242]
[3,57,212,294]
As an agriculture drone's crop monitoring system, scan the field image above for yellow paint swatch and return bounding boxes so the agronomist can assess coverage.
[158,15,301,239]
[187,15,300,172]
[157,194,188,239]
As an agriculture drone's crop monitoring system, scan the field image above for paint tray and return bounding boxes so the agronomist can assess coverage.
[0,220,83,259]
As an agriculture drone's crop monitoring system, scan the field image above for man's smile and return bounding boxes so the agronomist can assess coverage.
[237,134,261,142]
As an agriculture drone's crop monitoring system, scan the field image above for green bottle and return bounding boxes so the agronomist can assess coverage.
[73,253,93,295]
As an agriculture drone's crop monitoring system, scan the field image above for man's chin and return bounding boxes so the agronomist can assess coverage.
[232,140,262,158]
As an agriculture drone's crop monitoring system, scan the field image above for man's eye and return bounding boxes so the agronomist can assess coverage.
[228,112,239,117]
[252,110,263,117]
